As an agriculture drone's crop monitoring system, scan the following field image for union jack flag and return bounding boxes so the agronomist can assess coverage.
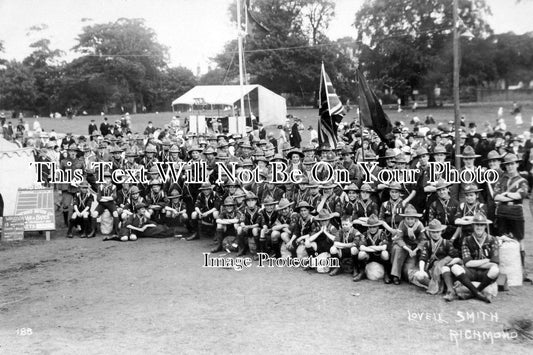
[318,63,344,149]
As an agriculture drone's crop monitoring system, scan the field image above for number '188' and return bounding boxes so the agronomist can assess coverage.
[17,328,32,336]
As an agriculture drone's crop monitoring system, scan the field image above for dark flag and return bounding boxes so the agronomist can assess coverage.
[356,69,393,143]
[318,63,345,149]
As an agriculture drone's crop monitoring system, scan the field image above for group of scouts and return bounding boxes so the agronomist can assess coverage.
[24,116,532,304]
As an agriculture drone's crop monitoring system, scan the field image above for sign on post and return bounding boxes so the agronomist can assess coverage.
[14,188,56,241]
[1,216,25,241]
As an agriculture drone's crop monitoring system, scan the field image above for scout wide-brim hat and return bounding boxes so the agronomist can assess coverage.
[188,145,203,154]
[380,149,397,159]
[343,183,359,192]
[244,192,258,200]
[457,145,480,159]
[262,196,278,206]
[435,180,451,190]
[135,202,147,209]
[199,182,213,190]
[276,198,294,211]
[501,153,521,165]
[463,184,482,194]
[223,197,236,206]
[294,201,313,212]
[413,147,429,158]
[129,186,141,194]
[468,213,492,225]
[314,209,334,221]
[359,214,382,227]
[399,204,422,218]
[360,183,374,193]
[387,182,402,191]
[431,145,448,155]
[168,191,182,199]
[203,146,217,156]
[427,219,447,232]
[394,153,410,164]
[287,148,304,159]
[484,150,502,161]
[319,183,336,190]
[79,181,90,188]
[149,179,163,186]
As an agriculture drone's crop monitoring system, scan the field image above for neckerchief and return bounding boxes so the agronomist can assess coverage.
[473,232,488,258]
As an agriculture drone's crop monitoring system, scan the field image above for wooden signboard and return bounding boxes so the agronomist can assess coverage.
[1,215,25,241]
[14,188,56,241]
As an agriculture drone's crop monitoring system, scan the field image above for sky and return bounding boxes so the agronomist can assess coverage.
[0,0,532,74]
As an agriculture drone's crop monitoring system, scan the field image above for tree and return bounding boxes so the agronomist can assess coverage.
[355,0,492,106]
[214,0,355,103]
[154,66,197,111]
[0,61,37,111]
[72,18,169,113]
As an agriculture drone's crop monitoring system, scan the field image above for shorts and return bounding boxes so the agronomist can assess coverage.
[339,247,354,259]
[95,201,117,215]
[314,233,334,254]
[464,267,489,282]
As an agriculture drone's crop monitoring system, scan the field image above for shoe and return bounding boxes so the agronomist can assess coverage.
[211,246,223,253]
[353,272,365,282]
[186,233,198,241]
[103,235,117,241]
[392,276,401,285]
[252,255,259,261]
[67,233,73,238]
[303,266,313,272]
[120,236,129,242]
[329,267,342,276]
[475,291,491,304]
[80,234,87,238]
[443,292,457,302]
[383,273,391,284]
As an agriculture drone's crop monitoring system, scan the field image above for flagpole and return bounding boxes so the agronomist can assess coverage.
[237,0,246,134]
[357,71,365,163]
[453,0,461,169]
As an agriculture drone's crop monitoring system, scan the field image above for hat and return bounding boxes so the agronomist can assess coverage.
[276,198,294,211]
[381,149,397,159]
[203,146,217,156]
[244,191,258,200]
[241,158,254,167]
[399,204,422,218]
[269,154,287,163]
[322,151,338,163]
[129,186,141,194]
[103,170,112,177]
[359,214,382,227]
[223,197,236,206]
[233,189,246,198]
[363,151,378,161]
[414,147,429,158]
[262,196,278,206]
[125,150,138,157]
[199,182,213,190]
[457,146,480,159]
[149,179,162,186]
[145,145,157,154]
[303,156,315,165]
[501,153,521,165]
[387,182,402,191]
[287,148,304,159]
[168,190,182,199]
[394,153,410,164]
[188,145,203,154]
[67,144,79,151]
[469,213,492,225]
[302,145,315,153]
[314,210,334,221]
[431,145,448,155]
[240,142,252,150]
[294,201,313,212]
[135,202,147,209]
[435,180,451,190]
[343,183,359,192]
[463,184,482,194]
[169,145,181,154]
[79,181,90,188]
[427,219,447,232]
[319,183,336,190]
[484,150,502,161]
[110,146,124,154]
[360,183,374,193]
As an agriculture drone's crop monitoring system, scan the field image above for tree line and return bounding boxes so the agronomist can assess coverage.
[1,0,532,116]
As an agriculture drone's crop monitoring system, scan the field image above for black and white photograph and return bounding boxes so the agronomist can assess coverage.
[0,0,532,353]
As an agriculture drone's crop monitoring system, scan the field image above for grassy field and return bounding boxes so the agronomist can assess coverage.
[22,102,533,140]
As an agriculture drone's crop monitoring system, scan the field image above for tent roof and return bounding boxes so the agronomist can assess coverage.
[172,85,260,106]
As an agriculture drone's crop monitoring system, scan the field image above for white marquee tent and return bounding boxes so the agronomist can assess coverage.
[171,85,287,127]
[0,138,39,215]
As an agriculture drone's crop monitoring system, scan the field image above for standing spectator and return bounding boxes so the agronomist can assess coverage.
[144,121,156,136]
[4,122,14,140]
[100,117,111,136]
[289,118,302,148]
[258,123,266,140]
[88,120,98,137]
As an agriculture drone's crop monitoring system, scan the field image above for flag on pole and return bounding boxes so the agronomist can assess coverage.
[356,69,393,143]
[318,63,345,149]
